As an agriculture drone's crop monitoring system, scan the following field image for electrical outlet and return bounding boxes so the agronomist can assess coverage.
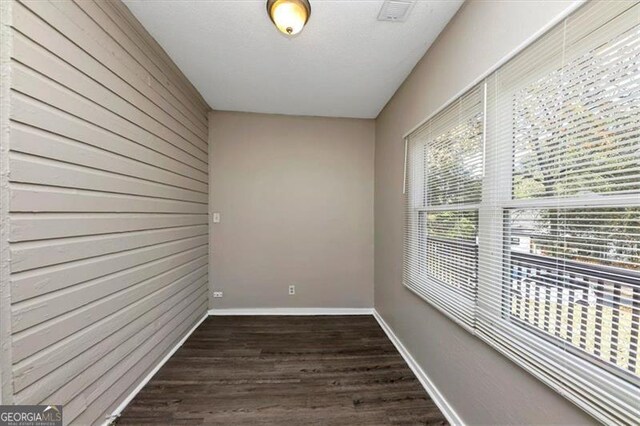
[288,285,295,295]
[213,291,223,298]
[212,212,221,223]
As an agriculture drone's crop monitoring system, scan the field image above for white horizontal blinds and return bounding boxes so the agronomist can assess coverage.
[512,8,640,200]
[479,1,640,424]
[404,86,483,328]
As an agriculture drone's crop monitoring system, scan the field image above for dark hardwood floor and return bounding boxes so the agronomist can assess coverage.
[117,315,448,425]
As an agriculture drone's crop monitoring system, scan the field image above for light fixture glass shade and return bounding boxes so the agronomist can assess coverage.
[267,0,310,35]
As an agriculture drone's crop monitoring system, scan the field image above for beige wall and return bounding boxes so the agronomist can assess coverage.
[209,111,374,309]
[0,0,209,423]
[374,0,595,424]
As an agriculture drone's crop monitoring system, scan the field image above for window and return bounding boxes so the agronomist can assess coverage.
[403,1,639,423]
[404,87,483,328]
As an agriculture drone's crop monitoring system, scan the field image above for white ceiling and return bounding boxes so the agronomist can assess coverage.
[123,0,463,118]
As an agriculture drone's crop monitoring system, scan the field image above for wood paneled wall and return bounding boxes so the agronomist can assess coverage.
[0,0,210,423]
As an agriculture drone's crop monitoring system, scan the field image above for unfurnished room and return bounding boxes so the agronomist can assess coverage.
[0,0,638,425]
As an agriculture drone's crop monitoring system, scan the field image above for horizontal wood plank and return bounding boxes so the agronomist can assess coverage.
[11,64,208,170]
[69,297,208,424]
[14,290,206,406]
[13,280,208,393]
[6,2,209,423]
[9,153,208,204]
[17,0,208,130]
[11,235,208,302]
[10,123,208,194]
[10,184,208,214]
[12,30,208,155]
[11,224,208,272]
[11,3,208,142]
[10,212,208,242]
[11,95,208,183]
[12,253,208,334]
[12,265,208,362]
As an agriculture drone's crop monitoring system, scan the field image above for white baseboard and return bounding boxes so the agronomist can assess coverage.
[372,310,464,426]
[208,307,374,316]
[103,312,209,425]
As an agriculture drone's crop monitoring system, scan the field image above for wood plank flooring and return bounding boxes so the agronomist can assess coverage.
[117,315,447,425]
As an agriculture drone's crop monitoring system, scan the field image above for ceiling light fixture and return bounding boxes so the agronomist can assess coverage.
[266,0,311,36]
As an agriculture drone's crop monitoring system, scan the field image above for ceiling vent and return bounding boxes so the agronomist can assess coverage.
[377,0,416,22]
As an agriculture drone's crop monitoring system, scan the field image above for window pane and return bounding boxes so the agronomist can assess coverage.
[421,210,478,296]
[404,85,483,328]
[512,22,640,200]
[473,2,640,422]
[506,207,640,379]
[425,111,483,206]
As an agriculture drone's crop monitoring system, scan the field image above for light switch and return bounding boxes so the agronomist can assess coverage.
[212,212,221,223]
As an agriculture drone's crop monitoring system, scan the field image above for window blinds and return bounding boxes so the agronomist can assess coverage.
[480,2,639,423]
[403,1,639,423]
[404,86,483,328]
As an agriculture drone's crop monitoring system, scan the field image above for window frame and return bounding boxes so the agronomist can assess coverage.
[403,85,485,331]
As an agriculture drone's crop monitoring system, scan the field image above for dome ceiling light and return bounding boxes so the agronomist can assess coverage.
[266,0,311,36]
